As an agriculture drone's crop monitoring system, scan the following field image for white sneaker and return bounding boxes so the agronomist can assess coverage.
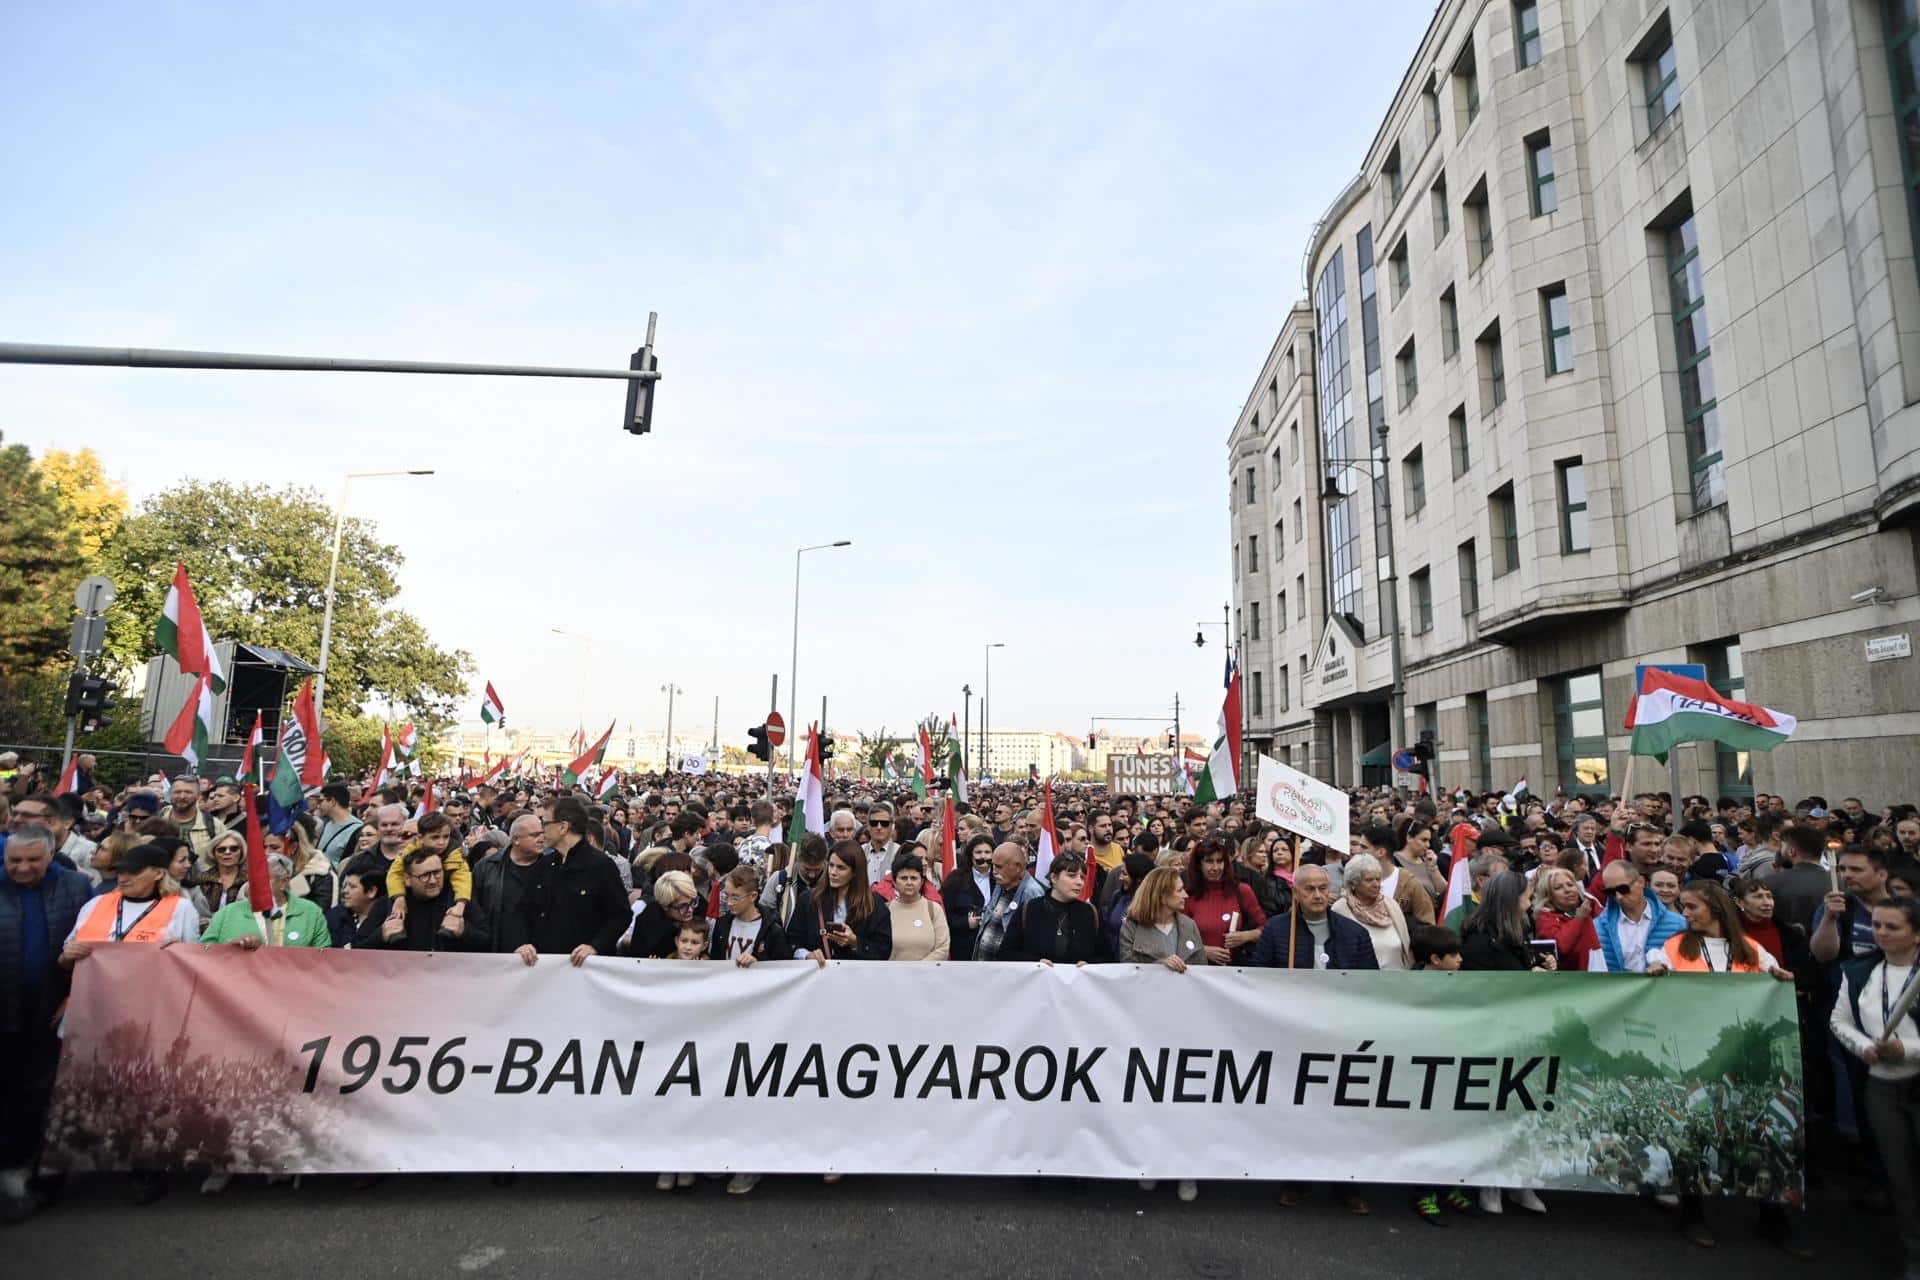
[1137,1179,1158,1191]
[1177,1179,1198,1202]
[1477,1186,1503,1215]
[726,1173,761,1195]
[200,1173,231,1195]
[1507,1188,1546,1213]
[655,1173,675,1191]
[674,1172,695,1189]
[0,1169,27,1200]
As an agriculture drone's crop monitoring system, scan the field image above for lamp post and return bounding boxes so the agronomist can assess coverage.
[315,469,434,718]
[961,684,972,780]
[1194,602,1249,786]
[1321,453,1406,776]
[788,540,852,773]
[549,629,591,733]
[660,683,683,771]
[982,643,1005,781]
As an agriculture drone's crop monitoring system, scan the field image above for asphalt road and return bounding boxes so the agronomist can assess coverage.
[4,1171,1899,1280]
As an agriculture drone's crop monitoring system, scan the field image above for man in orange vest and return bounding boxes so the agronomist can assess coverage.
[60,841,202,962]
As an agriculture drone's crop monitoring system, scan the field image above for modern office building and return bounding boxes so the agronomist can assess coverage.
[1228,0,1920,805]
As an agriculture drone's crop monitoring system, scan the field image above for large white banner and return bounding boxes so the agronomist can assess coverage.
[1255,753,1350,848]
[45,947,1801,1196]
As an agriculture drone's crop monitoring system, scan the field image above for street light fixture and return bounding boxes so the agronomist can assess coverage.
[315,469,435,717]
[788,540,852,772]
[661,683,684,771]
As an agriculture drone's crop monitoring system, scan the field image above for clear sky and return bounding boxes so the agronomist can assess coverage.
[3,0,1435,745]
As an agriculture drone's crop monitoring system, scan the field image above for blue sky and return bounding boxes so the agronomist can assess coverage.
[2,0,1433,745]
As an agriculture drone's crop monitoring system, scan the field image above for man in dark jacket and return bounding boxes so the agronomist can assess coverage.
[469,814,547,957]
[1249,865,1380,970]
[518,797,629,967]
[357,849,489,952]
[1,825,93,1221]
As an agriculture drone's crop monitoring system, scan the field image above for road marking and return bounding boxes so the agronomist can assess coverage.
[458,1245,506,1272]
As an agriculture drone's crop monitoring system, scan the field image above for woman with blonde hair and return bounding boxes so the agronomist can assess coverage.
[620,869,698,958]
[1530,866,1599,972]
[1119,867,1207,973]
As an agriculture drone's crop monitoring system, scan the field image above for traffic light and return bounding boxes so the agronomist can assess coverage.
[67,673,115,733]
[1087,733,1097,750]
[623,345,658,435]
[818,730,836,761]
[747,724,772,762]
[1167,731,1176,748]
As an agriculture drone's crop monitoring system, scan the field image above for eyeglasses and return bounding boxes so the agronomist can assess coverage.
[212,844,244,855]
[1603,883,1633,897]
[869,819,892,828]
[409,868,446,880]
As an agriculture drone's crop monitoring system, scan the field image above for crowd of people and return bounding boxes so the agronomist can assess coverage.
[2,749,1918,1268]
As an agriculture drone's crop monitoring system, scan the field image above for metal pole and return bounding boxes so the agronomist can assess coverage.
[664,687,676,774]
[0,342,663,383]
[315,474,350,718]
[1173,694,1182,800]
[821,696,828,782]
[711,694,719,758]
[1375,441,1408,781]
[766,674,778,800]
[788,547,803,775]
[962,685,972,782]
[984,647,992,783]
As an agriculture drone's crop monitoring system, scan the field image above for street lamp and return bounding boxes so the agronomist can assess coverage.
[788,540,852,772]
[982,643,1005,781]
[550,629,592,732]
[660,683,683,771]
[315,469,434,717]
[1321,452,1407,768]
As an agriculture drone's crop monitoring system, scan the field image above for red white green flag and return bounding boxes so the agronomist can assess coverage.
[480,682,505,726]
[596,768,620,800]
[163,671,215,772]
[914,726,934,800]
[155,563,226,692]
[361,725,394,802]
[786,724,826,845]
[1624,669,1797,764]
[561,722,614,787]
[237,711,264,783]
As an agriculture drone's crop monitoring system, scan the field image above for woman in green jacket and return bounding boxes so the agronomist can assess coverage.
[199,853,330,950]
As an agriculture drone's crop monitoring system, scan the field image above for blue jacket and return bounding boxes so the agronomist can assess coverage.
[0,862,93,1033]
[1249,909,1380,970]
[1594,896,1683,972]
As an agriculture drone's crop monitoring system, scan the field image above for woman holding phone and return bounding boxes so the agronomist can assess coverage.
[809,843,892,962]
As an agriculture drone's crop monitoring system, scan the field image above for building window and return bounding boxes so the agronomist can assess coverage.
[1278,664,1290,712]
[1449,406,1471,476]
[1315,246,1364,624]
[1542,284,1573,374]
[1454,42,1480,125]
[1440,286,1460,359]
[1404,446,1427,514]
[1666,212,1724,509]
[1277,591,1287,631]
[1458,539,1479,615]
[1396,339,1419,408]
[1296,576,1306,618]
[1251,601,1261,640]
[1490,482,1519,577]
[1293,499,1303,542]
[1251,671,1264,717]
[1389,236,1411,302]
[1515,0,1542,69]
[1247,534,1259,574]
[1289,421,1301,461]
[1245,466,1256,505]
[1705,640,1752,798]
[1526,132,1558,215]
[1465,177,1493,272]
[1271,448,1283,488]
[1643,20,1680,131]
[1423,79,1442,143]
[1410,567,1433,634]
[1274,516,1284,550]
[1477,320,1506,414]
[1468,690,1491,789]
[1431,175,1450,241]
[1553,670,1609,795]
[1384,143,1404,203]
[1556,458,1589,553]
[1285,347,1297,383]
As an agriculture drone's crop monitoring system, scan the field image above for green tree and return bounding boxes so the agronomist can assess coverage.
[38,447,129,564]
[0,436,85,680]
[98,480,471,731]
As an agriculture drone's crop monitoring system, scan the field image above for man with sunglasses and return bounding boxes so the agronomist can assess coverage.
[1589,860,1682,972]
[861,805,900,886]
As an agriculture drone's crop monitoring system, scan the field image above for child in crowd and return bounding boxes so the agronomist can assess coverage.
[656,918,709,1192]
[1408,925,1480,1226]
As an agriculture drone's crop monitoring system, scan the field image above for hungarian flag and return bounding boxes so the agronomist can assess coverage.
[473,752,511,791]
[480,681,505,726]
[288,677,327,787]
[1625,669,1797,763]
[239,782,276,917]
[163,672,215,772]
[938,798,958,880]
[1193,655,1242,803]
[1033,777,1061,879]
[267,693,315,836]
[786,724,826,845]
[155,563,226,692]
[237,711,264,783]
[1499,776,1529,813]
[415,777,437,818]
[596,768,620,801]
[53,755,80,796]
[561,722,614,787]
[914,726,934,799]
[394,722,420,776]
[946,736,969,805]
[361,725,394,801]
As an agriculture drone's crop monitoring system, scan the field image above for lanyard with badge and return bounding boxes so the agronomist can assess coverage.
[1884,962,1919,1032]
[112,899,160,941]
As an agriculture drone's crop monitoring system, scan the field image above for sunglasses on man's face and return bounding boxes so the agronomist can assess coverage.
[1604,883,1633,897]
